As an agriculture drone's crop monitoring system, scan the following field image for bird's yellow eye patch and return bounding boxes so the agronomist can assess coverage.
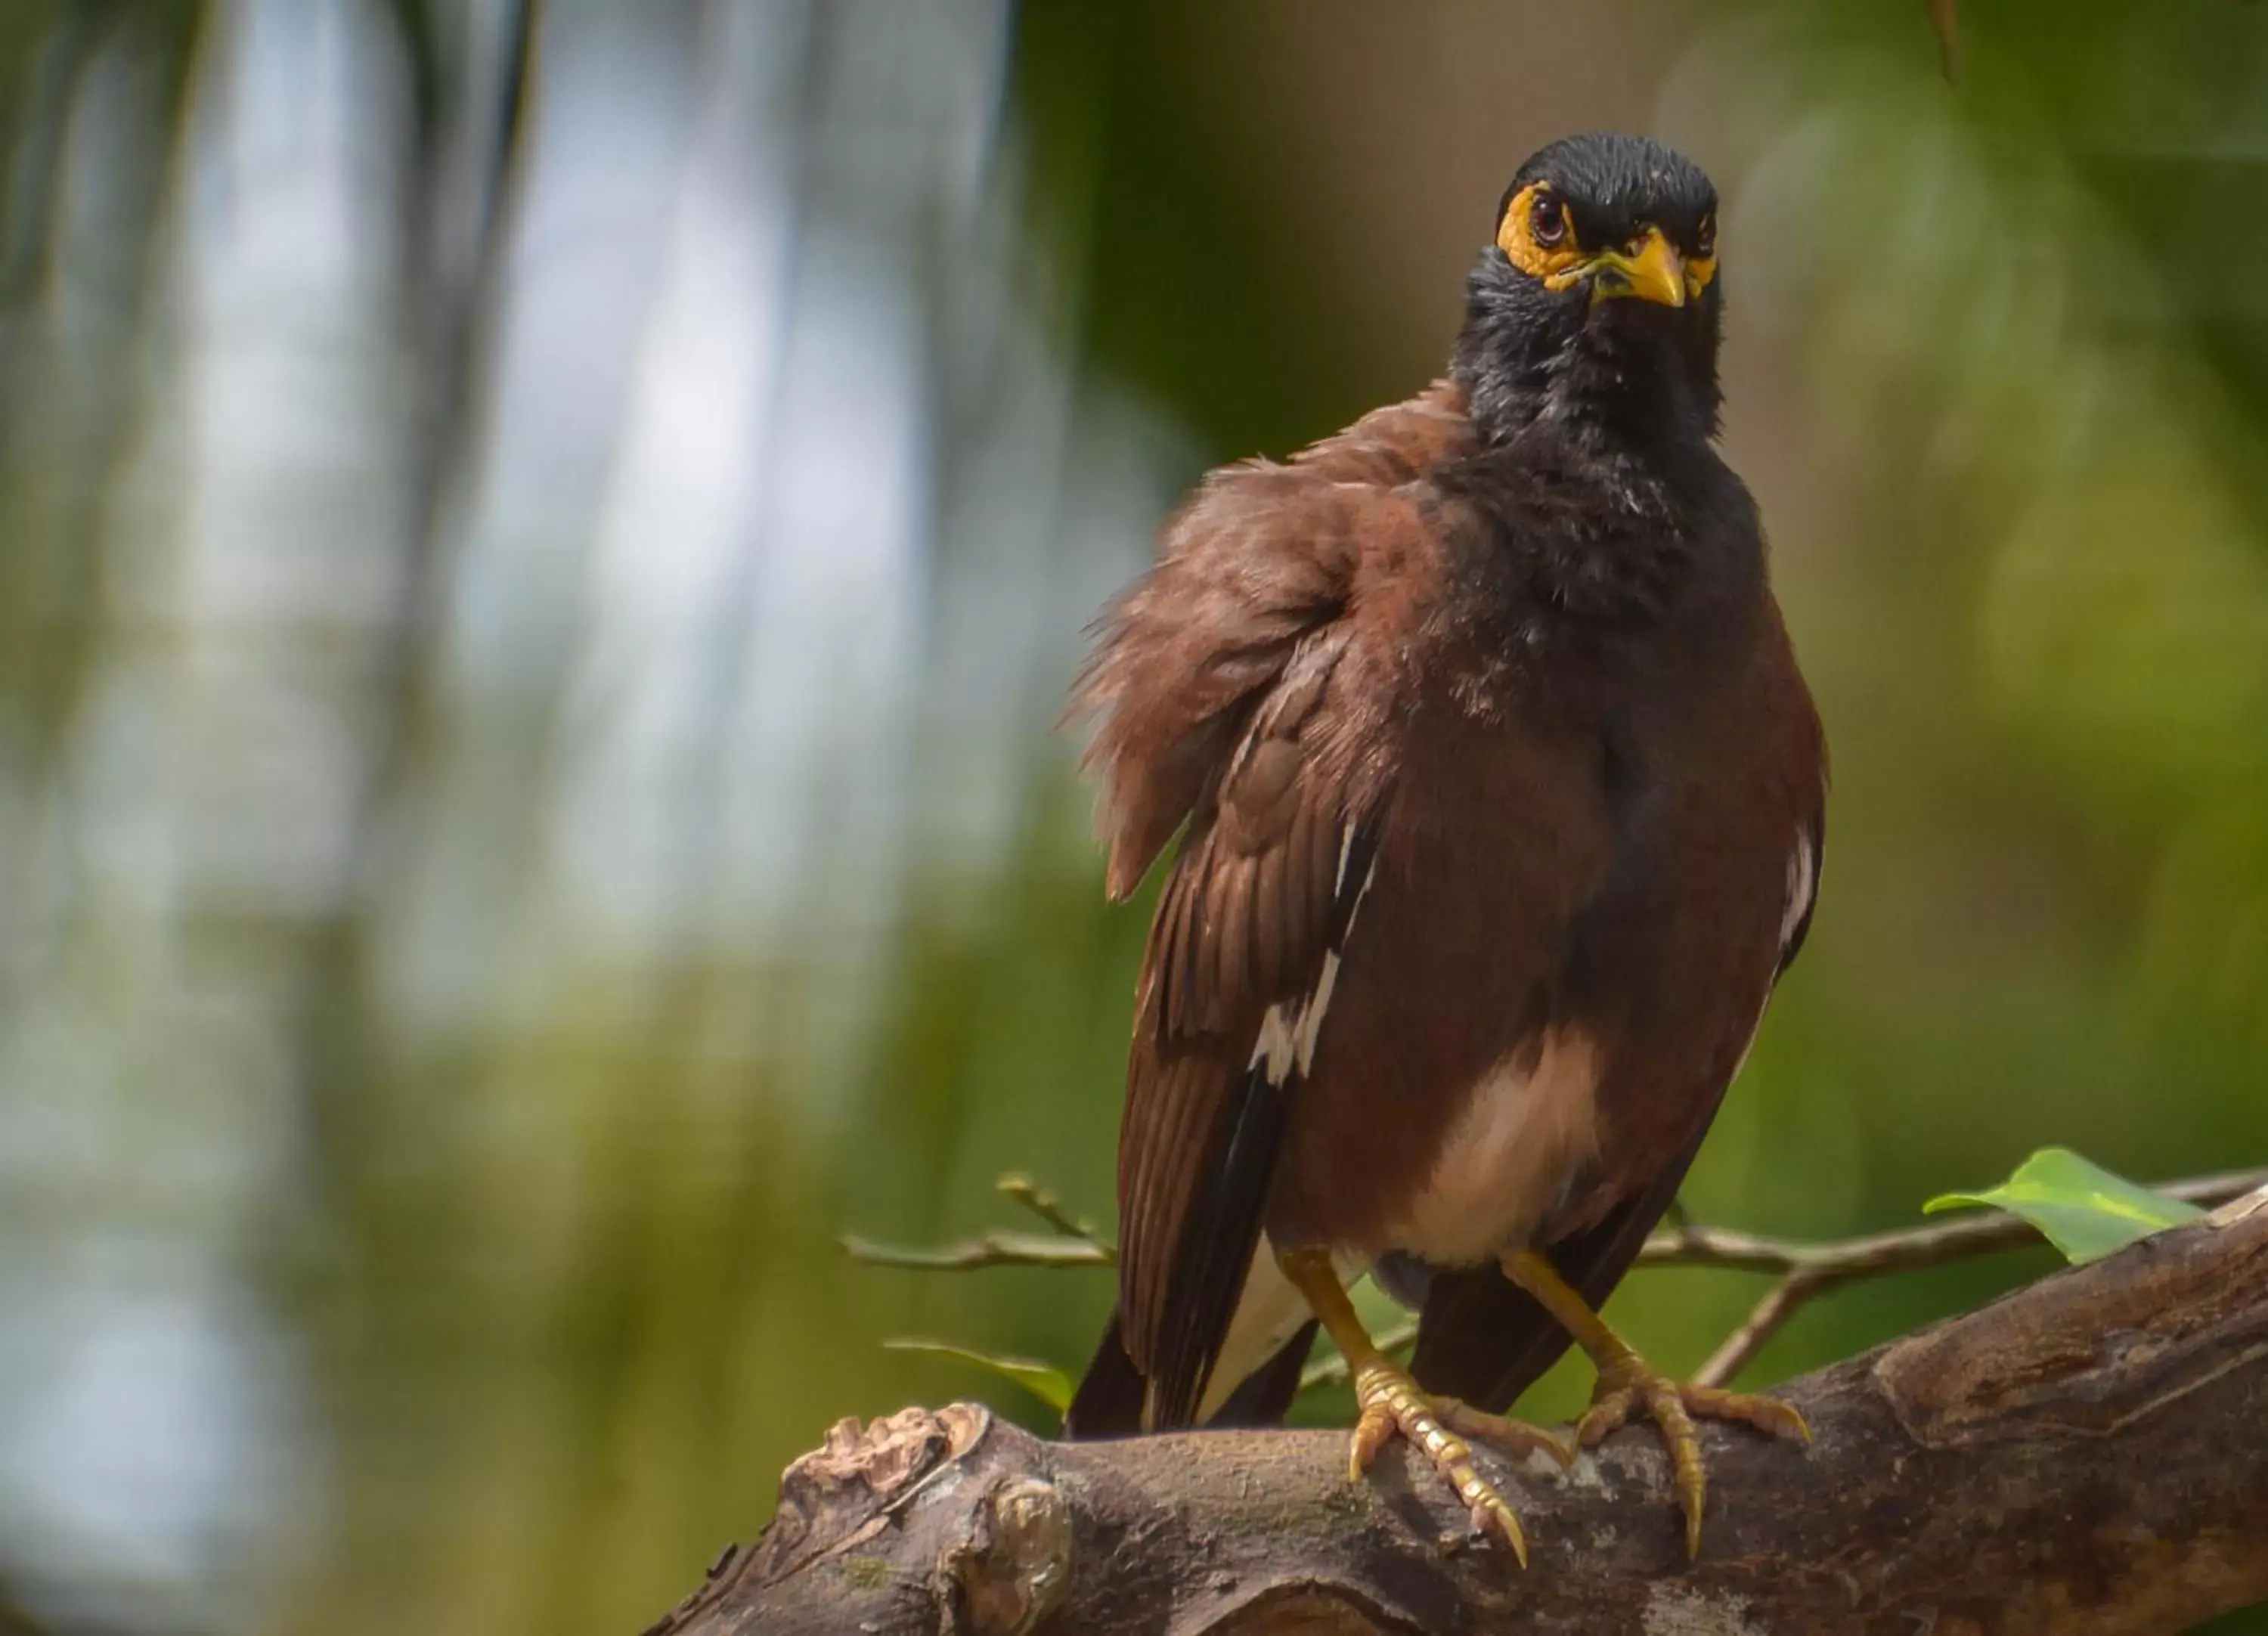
[1497,184,1588,286]
[1684,212,1718,299]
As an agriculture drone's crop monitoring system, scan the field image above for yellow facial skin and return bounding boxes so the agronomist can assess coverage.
[1496,184,1718,308]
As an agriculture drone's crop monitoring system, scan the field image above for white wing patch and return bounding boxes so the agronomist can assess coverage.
[1248,832,1377,1087]
[1780,829,1817,958]
[1250,950,1341,1083]
[1734,826,1821,1088]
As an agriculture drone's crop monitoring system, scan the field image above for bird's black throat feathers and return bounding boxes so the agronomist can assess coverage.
[1442,134,1746,646]
[1452,256,1723,451]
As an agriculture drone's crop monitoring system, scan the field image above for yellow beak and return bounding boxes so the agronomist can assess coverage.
[1586,227,1687,308]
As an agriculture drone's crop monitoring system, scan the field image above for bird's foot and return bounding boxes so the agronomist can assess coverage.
[1349,1360,1541,1563]
[1576,1354,1809,1559]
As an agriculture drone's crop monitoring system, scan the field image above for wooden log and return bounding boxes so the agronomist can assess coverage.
[652,1197,2268,1634]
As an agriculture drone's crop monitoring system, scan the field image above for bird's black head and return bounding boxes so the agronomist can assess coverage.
[1453,133,1723,448]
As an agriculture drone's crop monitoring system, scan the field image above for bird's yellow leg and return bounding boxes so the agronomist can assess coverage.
[1279,1248,1563,1563]
[1500,1248,1808,1558]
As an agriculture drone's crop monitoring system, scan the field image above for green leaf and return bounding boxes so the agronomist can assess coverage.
[883,1337,1074,1413]
[1923,1146,2204,1264]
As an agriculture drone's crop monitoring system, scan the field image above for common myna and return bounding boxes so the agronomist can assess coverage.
[1062,132,1824,1561]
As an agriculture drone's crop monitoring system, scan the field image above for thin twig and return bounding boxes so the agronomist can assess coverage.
[996,1174,1105,1246]
[840,1232,1111,1272]
[844,1166,2268,1396]
[1679,1166,2268,1387]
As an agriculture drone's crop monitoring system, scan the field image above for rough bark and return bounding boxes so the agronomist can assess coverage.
[652,1198,2268,1635]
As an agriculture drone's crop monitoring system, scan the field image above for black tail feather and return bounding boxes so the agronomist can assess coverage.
[1064,1309,1320,1438]
[1212,1318,1319,1426]
[1063,1310,1146,1438]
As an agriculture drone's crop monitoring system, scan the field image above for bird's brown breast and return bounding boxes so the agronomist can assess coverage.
[1263,479,1820,1268]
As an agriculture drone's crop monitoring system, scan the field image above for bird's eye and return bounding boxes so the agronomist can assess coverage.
[1529,194,1568,248]
[1694,212,1718,258]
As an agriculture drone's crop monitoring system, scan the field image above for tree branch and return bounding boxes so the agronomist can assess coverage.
[657,1197,2268,1634]
[1665,1165,2268,1387]
[844,1167,2268,1395]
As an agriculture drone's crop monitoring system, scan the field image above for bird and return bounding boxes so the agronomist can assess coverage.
[1058,132,1825,1564]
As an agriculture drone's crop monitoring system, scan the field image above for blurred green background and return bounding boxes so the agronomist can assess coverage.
[1,1,2266,1631]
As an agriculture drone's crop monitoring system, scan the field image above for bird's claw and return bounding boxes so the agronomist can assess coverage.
[1351,1362,1532,1566]
[1576,1358,1808,1559]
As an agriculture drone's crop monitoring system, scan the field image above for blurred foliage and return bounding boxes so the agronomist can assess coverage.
[0,2,2263,1633]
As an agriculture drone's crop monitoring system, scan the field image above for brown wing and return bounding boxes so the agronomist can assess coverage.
[1067,393,1460,1430]
[1122,666,1386,1428]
